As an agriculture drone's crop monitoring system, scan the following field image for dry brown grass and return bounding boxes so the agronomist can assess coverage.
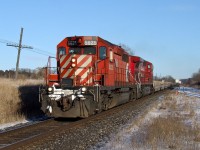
[130,93,200,149]
[145,117,189,148]
[0,78,44,124]
[132,117,200,149]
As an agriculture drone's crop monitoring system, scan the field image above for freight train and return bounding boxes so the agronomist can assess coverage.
[40,36,169,118]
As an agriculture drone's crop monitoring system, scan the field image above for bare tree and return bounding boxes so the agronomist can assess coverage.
[192,69,200,84]
[119,43,135,55]
[161,75,175,83]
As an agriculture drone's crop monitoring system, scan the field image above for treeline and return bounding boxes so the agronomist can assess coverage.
[0,68,44,79]
[192,69,200,84]
[179,69,200,88]
[2,67,199,88]
[154,75,175,83]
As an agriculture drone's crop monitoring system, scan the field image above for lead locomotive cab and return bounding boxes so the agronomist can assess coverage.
[40,36,148,118]
[41,36,123,118]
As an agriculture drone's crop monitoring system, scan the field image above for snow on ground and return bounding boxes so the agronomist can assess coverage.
[92,87,200,150]
[0,116,49,132]
[178,87,200,98]
[0,120,29,130]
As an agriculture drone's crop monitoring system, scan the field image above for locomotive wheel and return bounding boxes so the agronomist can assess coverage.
[129,92,134,101]
[129,91,137,101]
[103,104,109,110]
[102,99,109,110]
[101,95,111,111]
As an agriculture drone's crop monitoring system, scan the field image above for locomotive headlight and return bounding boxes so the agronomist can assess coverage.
[71,63,76,67]
[71,58,76,62]
[48,87,53,92]
[47,87,54,94]
[81,87,87,92]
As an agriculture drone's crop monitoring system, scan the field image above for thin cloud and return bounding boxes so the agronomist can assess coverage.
[169,4,197,12]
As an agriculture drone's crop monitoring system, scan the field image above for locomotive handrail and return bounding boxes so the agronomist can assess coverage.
[45,56,58,86]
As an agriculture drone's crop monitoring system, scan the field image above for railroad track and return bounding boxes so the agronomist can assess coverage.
[0,90,170,150]
[0,118,73,149]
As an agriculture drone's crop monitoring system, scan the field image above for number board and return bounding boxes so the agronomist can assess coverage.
[68,41,78,46]
[84,40,97,46]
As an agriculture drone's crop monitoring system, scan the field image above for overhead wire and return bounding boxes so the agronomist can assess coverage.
[25,49,54,57]
[0,39,12,44]
[31,47,54,56]
[0,38,54,57]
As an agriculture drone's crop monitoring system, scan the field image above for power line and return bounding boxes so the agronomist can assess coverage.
[0,38,54,56]
[31,47,54,56]
[7,43,33,49]
[0,28,55,79]
[0,39,11,44]
[25,48,54,56]
[0,29,56,78]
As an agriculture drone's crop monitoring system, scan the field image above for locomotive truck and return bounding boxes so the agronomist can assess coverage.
[40,36,154,118]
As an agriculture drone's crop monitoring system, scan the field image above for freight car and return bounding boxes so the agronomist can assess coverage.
[153,80,174,92]
[40,36,163,118]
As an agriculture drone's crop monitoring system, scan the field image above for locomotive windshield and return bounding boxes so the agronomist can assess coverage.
[69,48,81,54]
[83,47,96,54]
[99,46,106,60]
[58,47,66,55]
[68,46,96,55]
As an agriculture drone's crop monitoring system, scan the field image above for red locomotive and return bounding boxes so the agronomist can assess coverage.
[40,36,154,118]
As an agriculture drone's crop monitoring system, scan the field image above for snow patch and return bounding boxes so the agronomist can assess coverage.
[0,120,28,130]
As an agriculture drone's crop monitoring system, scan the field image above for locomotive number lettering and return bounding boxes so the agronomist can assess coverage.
[68,41,77,46]
[84,40,97,46]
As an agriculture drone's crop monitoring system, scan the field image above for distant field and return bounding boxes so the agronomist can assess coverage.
[0,78,44,124]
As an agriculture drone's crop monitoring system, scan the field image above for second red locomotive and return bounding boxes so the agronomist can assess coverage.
[40,36,154,118]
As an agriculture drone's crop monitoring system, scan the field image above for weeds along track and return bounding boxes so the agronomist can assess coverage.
[0,90,170,150]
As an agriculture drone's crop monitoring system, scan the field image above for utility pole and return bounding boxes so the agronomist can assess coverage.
[15,28,23,79]
[7,28,33,79]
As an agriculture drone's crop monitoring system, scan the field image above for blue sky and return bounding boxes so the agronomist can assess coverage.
[0,0,199,79]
